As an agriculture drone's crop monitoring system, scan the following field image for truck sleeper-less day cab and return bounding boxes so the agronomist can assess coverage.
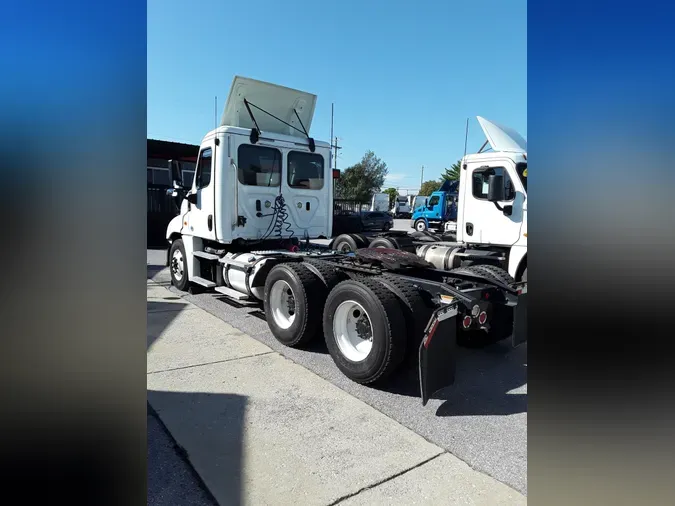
[411,179,459,234]
[411,117,527,282]
[165,77,527,406]
[391,195,412,218]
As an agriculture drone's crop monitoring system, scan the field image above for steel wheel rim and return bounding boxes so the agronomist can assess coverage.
[171,249,184,281]
[333,300,373,362]
[269,280,296,329]
[416,221,426,231]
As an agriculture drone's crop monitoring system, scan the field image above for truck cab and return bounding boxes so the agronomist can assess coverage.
[165,76,334,278]
[411,180,459,232]
[370,193,390,212]
[391,195,412,218]
[456,117,527,278]
[412,117,527,281]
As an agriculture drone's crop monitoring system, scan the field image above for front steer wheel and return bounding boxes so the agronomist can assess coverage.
[169,239,189,292]
[264,262,328,347]
[323,278,407,385]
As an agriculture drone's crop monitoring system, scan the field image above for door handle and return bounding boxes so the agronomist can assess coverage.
[208,215,213,231]
[466,223,473,236]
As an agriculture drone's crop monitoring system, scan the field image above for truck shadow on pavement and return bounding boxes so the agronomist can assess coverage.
[147,391,247,506]
[378,342,527,417]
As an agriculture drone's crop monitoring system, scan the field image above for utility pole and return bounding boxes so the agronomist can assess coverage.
[333,136,342,170]
[215,96,218,129]
[330,103,342,170]
[420,165,424,187]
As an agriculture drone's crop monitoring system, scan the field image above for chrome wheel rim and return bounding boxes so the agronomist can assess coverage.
[333,300,373,362]
[269,280,296,329]
[171,249,184,281]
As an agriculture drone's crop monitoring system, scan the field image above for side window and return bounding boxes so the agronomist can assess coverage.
[288,151,325,189]
[237,144,281,186]
[472,166,515,201]
[196,148,212,189]
[428,195,440,207]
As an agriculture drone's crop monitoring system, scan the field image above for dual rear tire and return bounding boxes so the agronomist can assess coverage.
[264,261,422,385]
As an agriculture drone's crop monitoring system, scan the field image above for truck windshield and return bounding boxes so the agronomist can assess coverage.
[516,163,527,192]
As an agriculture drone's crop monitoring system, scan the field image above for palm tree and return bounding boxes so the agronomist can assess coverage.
[440,160,462,182]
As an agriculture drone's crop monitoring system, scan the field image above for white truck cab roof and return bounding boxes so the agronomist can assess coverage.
[220,76,317,139]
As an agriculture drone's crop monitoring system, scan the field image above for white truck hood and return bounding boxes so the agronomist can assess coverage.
[221,76,317,138]
[477,116,527,153]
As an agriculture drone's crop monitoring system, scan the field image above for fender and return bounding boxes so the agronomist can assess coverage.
[507,246,527,281]
[166,215,184,241]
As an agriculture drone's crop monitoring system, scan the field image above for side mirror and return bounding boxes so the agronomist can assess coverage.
[487,175,505,202]
[424,198,429,207]
[169,159,183,188]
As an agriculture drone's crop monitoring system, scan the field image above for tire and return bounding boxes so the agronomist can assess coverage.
[352,234,370,248]
[323,278,407,384]
[303,259,345,292]
[368,236,416,252]
[448,266,477,277]
[264,262,327,347]
[331,234,362,253]
[414,219,428,232]
[469,264,515,287]
[169,239,190,292]
[410,231,440,242]
[375,274,433,352]
[369,237,396,249]
[391,235,416,253]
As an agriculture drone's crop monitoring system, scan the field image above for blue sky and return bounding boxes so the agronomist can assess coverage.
[148,0,526,193]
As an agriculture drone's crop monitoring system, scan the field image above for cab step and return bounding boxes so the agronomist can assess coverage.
[191,276,216,288]
[194,251,221,261]
[214,286,250,300]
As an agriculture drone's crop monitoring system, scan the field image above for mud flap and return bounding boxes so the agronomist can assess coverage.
[419,304,458,406]
[512,285,527,347]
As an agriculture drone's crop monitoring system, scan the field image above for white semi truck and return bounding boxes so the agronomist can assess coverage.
[391,195,412,218]
[370,192,390,212]
[165,77,527,405]
[336,117,527,283]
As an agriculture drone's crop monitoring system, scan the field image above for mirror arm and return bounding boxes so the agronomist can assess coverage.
[492,202,513,216]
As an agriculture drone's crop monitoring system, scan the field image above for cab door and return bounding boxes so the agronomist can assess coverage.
[461,160,524,245]
[186,142,216,240]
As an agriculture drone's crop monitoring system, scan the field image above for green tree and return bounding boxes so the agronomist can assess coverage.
[335,150,388,202]
[383,187,398,207]
[419,180,441,196]
[440,160,462,182]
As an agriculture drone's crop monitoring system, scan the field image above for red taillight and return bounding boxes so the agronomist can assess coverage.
[462,316,472,329]
[478,311,488,325]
